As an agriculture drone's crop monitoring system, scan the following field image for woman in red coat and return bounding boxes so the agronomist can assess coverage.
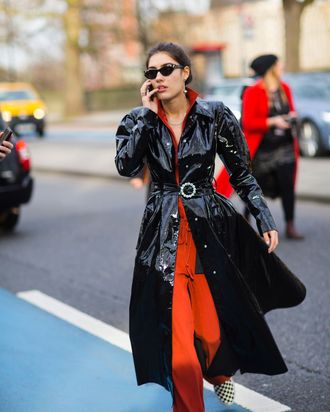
[216,54,303,239]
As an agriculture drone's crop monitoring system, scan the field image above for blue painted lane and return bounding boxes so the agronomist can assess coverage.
[0,289,248,412]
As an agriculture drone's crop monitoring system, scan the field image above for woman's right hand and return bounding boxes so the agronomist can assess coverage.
[0,138,14,161]
[267,115,290,129]
[140,80,159,114]
[263,230,279,254]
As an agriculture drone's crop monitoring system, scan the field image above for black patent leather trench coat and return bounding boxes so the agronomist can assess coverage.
[115,99,306,397]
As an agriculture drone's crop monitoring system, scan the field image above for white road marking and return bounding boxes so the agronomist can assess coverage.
[18,290,291,412]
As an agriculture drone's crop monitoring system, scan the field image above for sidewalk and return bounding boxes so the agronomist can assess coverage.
[27,135,330,204]
[48,110,127,128]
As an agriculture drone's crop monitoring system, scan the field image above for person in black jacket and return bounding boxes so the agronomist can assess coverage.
[129,164,152,200]
[115,42,305,412]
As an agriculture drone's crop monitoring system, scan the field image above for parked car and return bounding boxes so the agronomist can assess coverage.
[0,126,33,231]
[204,78,254,122]
[205,74,330,157]
[283,73,330,157]
[0,82,47,137]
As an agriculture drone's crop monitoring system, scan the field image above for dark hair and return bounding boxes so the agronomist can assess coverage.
[146,42,193,85]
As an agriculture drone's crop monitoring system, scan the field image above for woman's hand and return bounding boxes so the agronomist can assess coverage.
[263,230,279,253]
[0,138,14,161]
[140,80,159,114]
[288,111,298,119]
[267,115,290,129]
[130,177,145,189]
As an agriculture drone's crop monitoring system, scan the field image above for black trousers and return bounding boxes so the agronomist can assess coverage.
[245,162,296,223]
[276,162,295,222]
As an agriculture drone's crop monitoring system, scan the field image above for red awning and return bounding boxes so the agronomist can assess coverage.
[191,43,226,53]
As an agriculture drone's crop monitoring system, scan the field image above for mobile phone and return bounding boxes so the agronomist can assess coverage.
[0,127,13,145]
[147,84,155,101]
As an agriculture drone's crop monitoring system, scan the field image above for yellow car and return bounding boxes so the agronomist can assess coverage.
[0,82,47,137]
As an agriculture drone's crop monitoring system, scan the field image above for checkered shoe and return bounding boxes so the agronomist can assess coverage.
[213,379,235,405]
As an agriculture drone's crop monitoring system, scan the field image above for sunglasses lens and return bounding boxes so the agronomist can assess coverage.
[160,66,175,76]
[144,64,181,79]
[144,69,157,79]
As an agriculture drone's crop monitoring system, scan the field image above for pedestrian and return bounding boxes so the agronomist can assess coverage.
[216,54,303,239]
[115,42,306,411]
[129,165,152,200]
[0,131,13,161]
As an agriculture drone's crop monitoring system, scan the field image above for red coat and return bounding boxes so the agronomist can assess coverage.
[215,79,299,198]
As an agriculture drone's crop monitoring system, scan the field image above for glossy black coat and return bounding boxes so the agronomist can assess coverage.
[115,99,306,396]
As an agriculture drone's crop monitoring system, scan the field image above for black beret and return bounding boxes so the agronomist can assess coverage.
[250,54,278,76]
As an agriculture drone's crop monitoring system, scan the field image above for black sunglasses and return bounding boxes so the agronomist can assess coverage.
[144,63,184,80]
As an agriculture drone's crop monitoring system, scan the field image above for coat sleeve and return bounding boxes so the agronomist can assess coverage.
[215,103,277,235]
[241,86,268,134]
[115,107,158,177]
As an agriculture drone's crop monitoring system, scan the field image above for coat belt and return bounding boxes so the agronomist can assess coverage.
[152,179,215,199]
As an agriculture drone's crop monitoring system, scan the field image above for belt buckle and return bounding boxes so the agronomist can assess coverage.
[180,182,196,199]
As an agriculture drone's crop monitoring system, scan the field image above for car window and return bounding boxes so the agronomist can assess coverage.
[0,90,37,101]
[291,82,330,100]
[209,85,241,98]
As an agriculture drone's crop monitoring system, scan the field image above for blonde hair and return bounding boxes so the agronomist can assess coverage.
[264,64,288,107]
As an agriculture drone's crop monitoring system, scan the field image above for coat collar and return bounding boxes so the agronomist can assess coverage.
[157,87,215,122]
[184,88,215,120]
[157,87,198,120]
[194,97,215,120]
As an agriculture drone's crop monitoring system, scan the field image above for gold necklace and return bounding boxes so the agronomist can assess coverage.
[165,99,189,126]
[168,119,184,126]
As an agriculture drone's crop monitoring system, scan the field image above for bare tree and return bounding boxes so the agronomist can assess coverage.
[282,0,315,72]
[136,0,156,54]
[135,0,194,53]
[0,0,86,114]
[63,0,85,115]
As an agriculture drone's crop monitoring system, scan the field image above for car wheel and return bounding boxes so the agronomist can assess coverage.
[299,120,324,157]
[0,208,20,232]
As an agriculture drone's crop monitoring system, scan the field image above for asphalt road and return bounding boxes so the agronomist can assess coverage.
[0,172,329,412]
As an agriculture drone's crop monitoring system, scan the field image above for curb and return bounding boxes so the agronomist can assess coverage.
[295,193,330,204]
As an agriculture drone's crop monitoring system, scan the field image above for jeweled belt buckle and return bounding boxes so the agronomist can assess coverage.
[180,182,196,199]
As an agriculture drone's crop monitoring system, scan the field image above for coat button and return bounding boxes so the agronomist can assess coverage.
[195,217,198,221]
[213,270,216,274]
[204,244,207,248]
[185,164,189,168]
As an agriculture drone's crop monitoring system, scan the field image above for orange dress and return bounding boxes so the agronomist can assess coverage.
[158,94,230,412]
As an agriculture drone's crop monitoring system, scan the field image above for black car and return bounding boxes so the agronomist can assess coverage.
[0,129,33,231]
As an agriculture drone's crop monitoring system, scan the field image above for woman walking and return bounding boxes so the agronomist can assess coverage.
[216,54,303,239]
[115,43,306,411]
